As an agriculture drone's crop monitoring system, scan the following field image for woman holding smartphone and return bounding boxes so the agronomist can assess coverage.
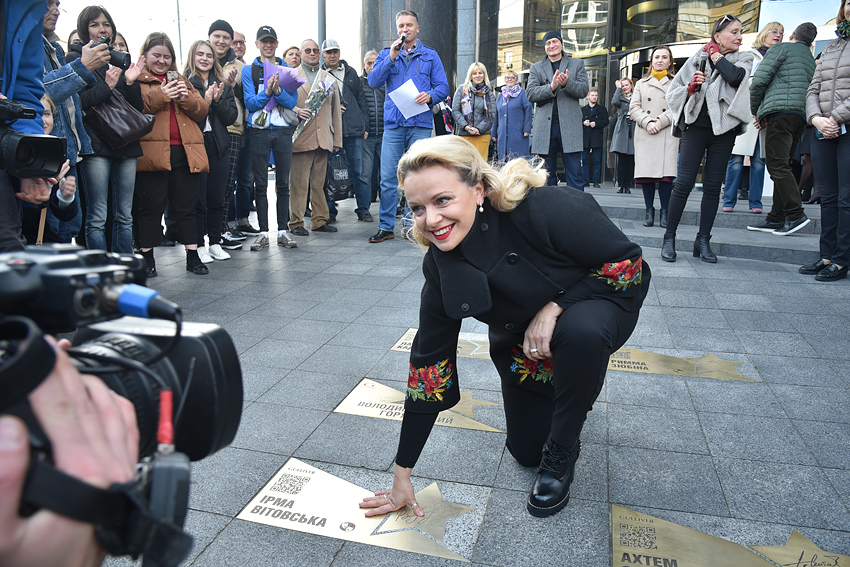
[134,32,210,276]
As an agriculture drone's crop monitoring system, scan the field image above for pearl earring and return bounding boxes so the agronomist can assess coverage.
[478,203,484,213]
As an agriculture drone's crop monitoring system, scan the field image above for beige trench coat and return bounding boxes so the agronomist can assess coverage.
[630,74,679,180]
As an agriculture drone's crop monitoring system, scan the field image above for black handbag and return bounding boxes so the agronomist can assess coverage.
[84,89,155,150]
[324,149,351,202]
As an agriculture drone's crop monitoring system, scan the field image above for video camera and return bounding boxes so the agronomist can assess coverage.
[0,98,66,178]
[0,246,244,567]
[69,36,132,71]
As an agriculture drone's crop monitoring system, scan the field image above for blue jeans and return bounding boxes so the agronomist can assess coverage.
[228,133,253,224]
[542,127,583,190]
[723,137,765,209]
[343,135,369,216]
[81,156,136,253]
[379,126,432,231]
[582,147,602,185]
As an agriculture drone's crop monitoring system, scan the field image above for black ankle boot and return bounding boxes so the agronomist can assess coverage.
[186,249,209,275]
[527,439,581,517]
[693,234,717,263]
[659,209,668,228]
[624,187,631,194]
[661,234,676,262]
[141,248,157,278]
[617,187,625,193]
[644,208,655,227]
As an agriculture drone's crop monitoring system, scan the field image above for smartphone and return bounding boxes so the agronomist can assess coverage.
[166,70,179,83]
[815,123,847,139]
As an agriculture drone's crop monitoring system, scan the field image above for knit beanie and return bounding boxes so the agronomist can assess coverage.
[543,30,562,44]
[208,19,234,38]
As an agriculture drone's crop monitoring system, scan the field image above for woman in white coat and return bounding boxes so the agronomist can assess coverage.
[630,46,679,228]
[722,22,784,214]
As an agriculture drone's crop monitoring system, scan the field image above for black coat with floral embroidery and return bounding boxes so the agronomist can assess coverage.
[406,185,650,414]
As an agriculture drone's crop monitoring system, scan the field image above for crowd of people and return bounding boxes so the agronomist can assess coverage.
[2,3,849,564]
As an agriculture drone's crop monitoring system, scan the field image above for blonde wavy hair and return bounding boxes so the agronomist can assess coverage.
[753,22,784,49]
[398,136,547,247]
[462,61,492,89]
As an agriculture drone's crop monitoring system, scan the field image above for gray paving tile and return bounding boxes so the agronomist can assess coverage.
[230,402,329,455]
[751,355,843,387]
[700,412,815,465]
[190,294,269,316]
[651,277,709,291]
[270,318,347,344]
[240,338,320,370]
[609,446,728,516]
[299,301,371,323]
[233,281,297,298]
[188,447,288,516]
[239,363,289,401]
[367,350,410,385]
[711,293,775,311]
[793,419,850,469]
[622,325,676,349]
[231,334,264,356]
[824,468,850,512]
[191,518,342,567]
[609,404,708,453]
[687,380,784,417]
[413,426,506,486]
[671,325,746,352]
[715,458,850,531]
[347,275,407,291]
[737,330,819,357]
[606,372,693,409]
[328,323,411,350]
[223,313,291,338]
[771,384,850,423]
[657,289,720,309]
[769,295,836,314]
[474,489,610,566]
[295,413,400,469]
[353,305,420,328]
[246,298,318,318]
[258,371,363,411]
[722,309,795,332]
[375,290,422,308]
[297,344,387,378]
[663,307,729,329]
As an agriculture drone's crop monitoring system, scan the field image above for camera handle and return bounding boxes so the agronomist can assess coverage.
[0,317,56,411]
[22,454,193,566]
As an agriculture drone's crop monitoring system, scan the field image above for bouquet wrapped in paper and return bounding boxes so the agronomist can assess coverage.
[292,75,337,142]
[253,60,305,127]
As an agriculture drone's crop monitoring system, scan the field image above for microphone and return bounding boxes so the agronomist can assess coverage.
[695,51,708,92]
[399,32,408,43]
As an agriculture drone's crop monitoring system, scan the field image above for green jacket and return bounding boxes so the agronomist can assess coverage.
[750,42,815,120]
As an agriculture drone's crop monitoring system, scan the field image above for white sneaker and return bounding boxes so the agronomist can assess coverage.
[277,230,297,248]
[208,243,231,260]
[198,247,214,264]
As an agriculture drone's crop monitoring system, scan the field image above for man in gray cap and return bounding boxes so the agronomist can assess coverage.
[322,39,371,222]
[526,30,589,189]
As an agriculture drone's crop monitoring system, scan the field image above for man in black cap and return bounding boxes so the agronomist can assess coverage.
[241,25,299,251]
[526,30,589,189]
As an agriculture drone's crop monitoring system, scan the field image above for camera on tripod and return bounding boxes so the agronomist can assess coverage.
[0,246,244,566]
[0,98,66,178]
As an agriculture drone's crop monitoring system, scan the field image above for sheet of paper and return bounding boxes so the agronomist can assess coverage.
[388,79,429,120]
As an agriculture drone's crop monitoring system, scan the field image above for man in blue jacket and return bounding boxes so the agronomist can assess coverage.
[367,9,448,243]
[1,0,50,250]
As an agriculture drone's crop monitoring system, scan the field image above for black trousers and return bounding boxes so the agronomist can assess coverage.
[665,126,737,238]
[198,133,231,246]
[489,299,640,467]
[134,146,200,249]
[764,114,806,224]
[615,152,634,189]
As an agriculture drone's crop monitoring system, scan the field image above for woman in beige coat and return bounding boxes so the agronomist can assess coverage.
[630,46,678,227]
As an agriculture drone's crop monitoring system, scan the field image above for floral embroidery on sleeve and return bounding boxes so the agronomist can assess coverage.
[591,257,642,290]
[510,345,554,384]
[407,359,454,402]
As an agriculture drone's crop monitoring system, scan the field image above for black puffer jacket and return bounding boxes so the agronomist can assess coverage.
[360,70,385,136]
[65,50,143,159]
[324,59,368,137]
[187,75,238,157]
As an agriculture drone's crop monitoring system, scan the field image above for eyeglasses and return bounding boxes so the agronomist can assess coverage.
[505,75,518,81]
[302,48,319,54]
[770,30,784,35]
[232,40,245,45]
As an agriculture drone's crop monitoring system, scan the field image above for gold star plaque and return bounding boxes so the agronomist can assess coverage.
[238,458,473,562]
[333,379,502,432]
[752,529,850,566]
[612,505,773,566]
[392,329,754,381]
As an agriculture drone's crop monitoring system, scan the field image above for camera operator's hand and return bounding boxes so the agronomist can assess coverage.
[0,337,139,567]
[80,40,112,72]
[16,179,51,204]
[104,67,121,90]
